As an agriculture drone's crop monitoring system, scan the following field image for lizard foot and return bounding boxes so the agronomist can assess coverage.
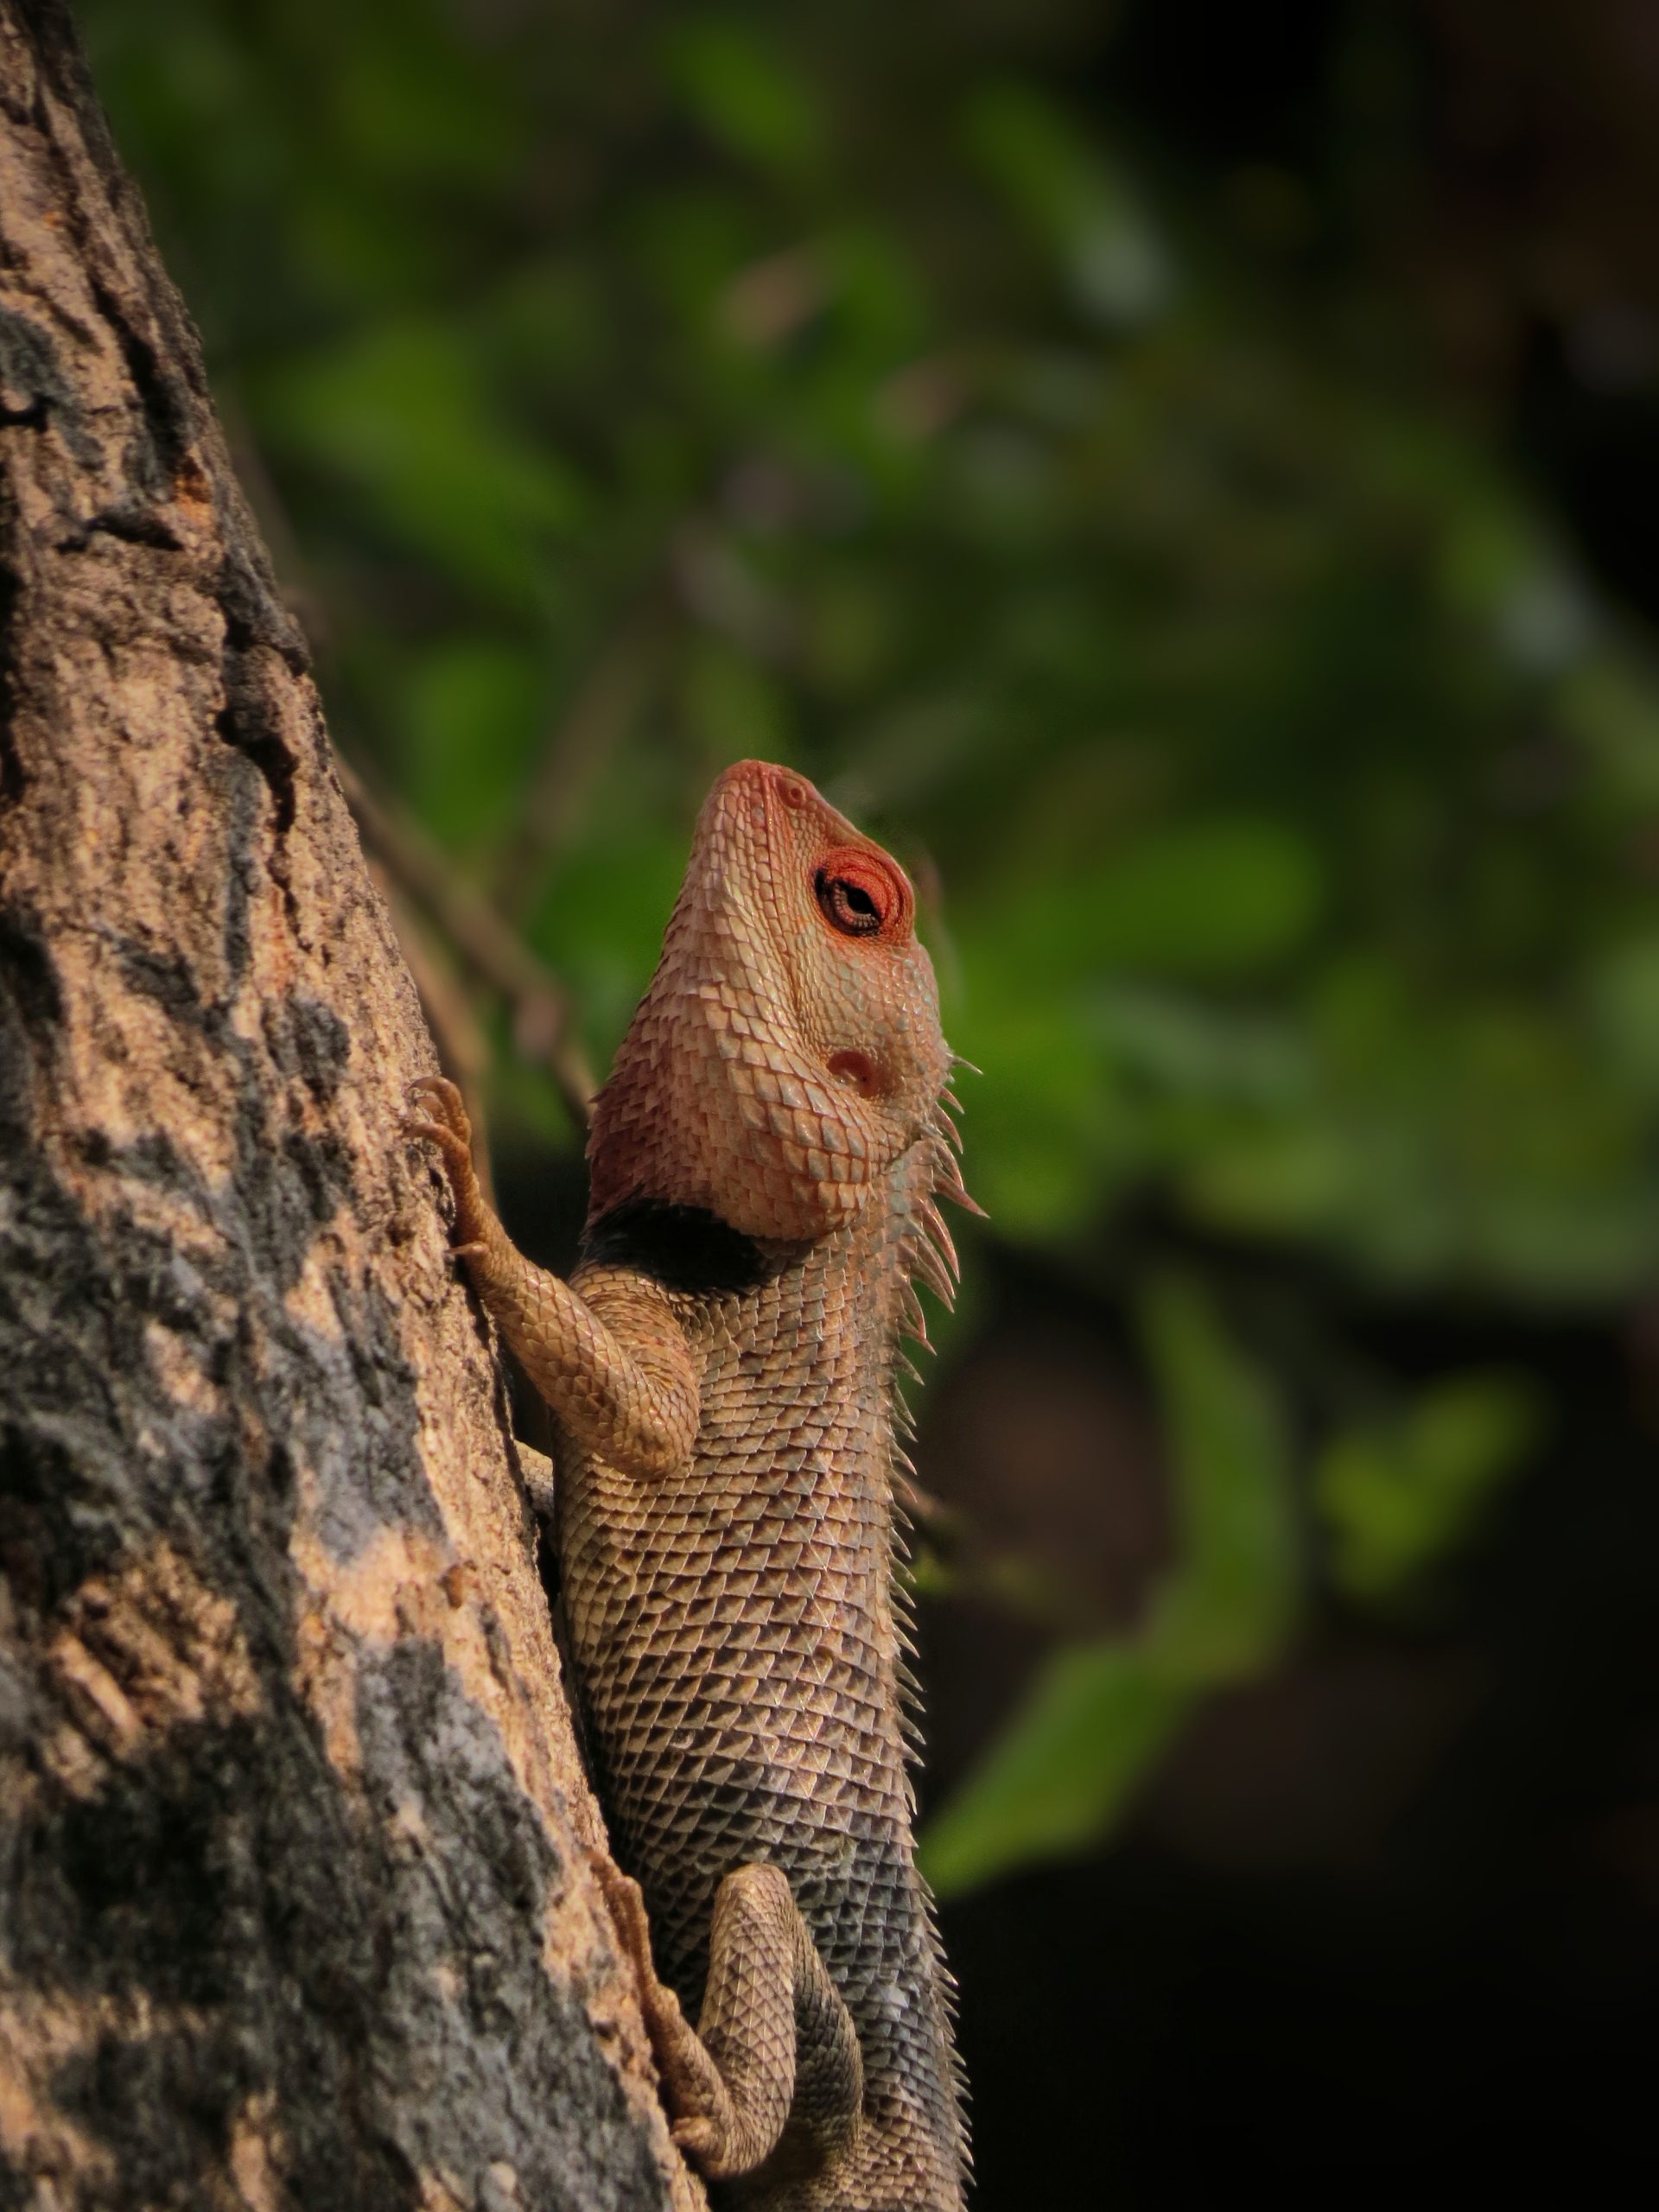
[400,1074,472,1165]
[401,1077,486,1245]
[592,1855,863,2179]
[591,1855,743,2175]
[671,2114,721,2162]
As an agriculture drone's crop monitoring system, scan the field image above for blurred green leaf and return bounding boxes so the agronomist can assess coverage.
[921,1276,1298,1894]
[664,16,824,176]
[1140,1273,1301,1672]
[398,638,548,847]
[957,817,1323,1011]
[257,321,586,598]
[1589,933,1659,1101]
[1560,658,1659,803]
[918,1644,1194,1897]
[965,82,1172,324]
[1317,1374,1543,1609]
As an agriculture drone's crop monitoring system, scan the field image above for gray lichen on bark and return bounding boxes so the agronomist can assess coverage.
[0,5,701,2206]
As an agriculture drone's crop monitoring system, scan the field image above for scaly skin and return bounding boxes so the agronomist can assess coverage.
[405,760,974,2210]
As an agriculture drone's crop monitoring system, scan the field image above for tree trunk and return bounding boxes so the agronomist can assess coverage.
[0,7,699,2207]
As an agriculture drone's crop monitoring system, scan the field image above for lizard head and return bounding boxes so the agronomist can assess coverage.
[587,760,954,1241]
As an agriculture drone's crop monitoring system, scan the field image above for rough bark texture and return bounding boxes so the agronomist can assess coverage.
[0,8,702,2208]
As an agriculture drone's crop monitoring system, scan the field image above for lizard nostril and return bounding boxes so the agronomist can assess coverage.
[776,775,808,810]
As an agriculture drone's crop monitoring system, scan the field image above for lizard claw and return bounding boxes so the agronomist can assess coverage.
[401,1077,487,1251]
[404,1073,472,1145]
[591,1853,654,1973]
[399,1114,471,1170]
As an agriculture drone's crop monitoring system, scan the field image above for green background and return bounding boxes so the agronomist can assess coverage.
[80,2,1659,2196]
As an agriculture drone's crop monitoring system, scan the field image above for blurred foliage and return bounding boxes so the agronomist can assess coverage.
[921,1274,1300,1895]
[79,0,1653,1888]
[1315,1370,1544,1612]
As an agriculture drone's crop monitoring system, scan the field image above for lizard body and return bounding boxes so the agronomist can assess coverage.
[406,760,973,2210]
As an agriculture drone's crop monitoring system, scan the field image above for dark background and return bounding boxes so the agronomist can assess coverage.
[79,1,1659,2198]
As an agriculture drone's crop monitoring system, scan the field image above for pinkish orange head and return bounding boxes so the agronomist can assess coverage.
[587,761,953,1241]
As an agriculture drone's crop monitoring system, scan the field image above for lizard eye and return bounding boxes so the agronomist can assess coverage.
[814,849,905,939]
[818,874,881,934]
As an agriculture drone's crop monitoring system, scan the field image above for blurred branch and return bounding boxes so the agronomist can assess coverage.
[336,754,596,1131]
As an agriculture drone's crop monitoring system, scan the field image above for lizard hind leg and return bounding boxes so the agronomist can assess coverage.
[596,1858,863,2180]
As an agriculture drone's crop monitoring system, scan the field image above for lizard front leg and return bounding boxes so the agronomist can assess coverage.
[595,1858,864,2180]
[403,1077,698,1477]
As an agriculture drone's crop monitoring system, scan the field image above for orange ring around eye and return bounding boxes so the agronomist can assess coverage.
[812,847,912,939]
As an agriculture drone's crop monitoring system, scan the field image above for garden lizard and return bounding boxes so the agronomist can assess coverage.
[404,760,974,2210]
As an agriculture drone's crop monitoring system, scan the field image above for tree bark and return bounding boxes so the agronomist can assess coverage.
[0,8,700,2207]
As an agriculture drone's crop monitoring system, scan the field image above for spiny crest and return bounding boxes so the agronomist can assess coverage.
[880,1107,982,1788]
[890,1114,982,1357]
[877,1080,979,2183]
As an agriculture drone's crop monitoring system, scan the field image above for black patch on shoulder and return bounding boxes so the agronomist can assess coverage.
[582,1202,775,1295]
